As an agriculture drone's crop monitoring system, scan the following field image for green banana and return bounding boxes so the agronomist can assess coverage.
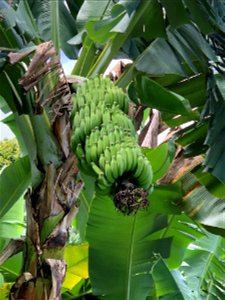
[137,158,153,189]
[99,154,106,171]
[133,155,145,178]
[110,155,119,180]
[89,129,96,146]
[116,152,125,177]
[71,76,153,214]
[73,113,81,129]
[71,127,82,149]
[84,116,91,135]
[102,110,111,124]
[75,143,84,160]
[77,94,85,108]
[89,142,98,163]
[102,134,110,150]
[91,162,104,177]
[96,177,111,194]
[99,177,111,190]
[79,156,93,176]
[124,147,133,171]
[84,139,92,164]
[105,161,115,184]
[129,147,139,172]
[79,119,87,142]
[97,139,104,157]
[84,104,90,117]
[103,147,111,163]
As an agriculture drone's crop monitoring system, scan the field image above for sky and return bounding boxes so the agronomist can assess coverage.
[0,111,14,140]
[0,52,76,141]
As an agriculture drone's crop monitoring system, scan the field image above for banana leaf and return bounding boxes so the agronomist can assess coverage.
[86,188,204,299]
[180,233,225,299]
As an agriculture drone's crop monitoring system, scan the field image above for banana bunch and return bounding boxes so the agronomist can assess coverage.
[71,76,153,214]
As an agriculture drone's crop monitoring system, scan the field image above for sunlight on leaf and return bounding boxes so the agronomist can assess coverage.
[63,244,89,290]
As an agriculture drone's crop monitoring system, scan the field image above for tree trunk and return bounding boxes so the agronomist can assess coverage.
[10,155,82,299]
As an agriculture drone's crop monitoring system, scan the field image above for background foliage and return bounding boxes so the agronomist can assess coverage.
[0,138,20,170]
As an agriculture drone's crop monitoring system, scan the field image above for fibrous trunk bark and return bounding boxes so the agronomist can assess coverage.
[6,41,82,300]
[10,156,82,300]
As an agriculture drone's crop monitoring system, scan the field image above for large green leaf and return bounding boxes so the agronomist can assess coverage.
[15,0,40,41]
[86,186,203,298]
[181,173,225,232]
[133,21,216,80]
[161,0,189,29]
[0,252,22,282]
[168,74,206,109]
[63,244,89,290]
[30,114,63,167]
[129,0,165,40]
[135,38,186,77]
[193,166,225,198]
[202,74,225,183]
[3,113,43,188]
[151,256,196,300]
[149,183,182,215]
[135,75,194,116]
[27,0,78,58]
[74,0,115,33]
[84,0,165,44]
[0,95,10,114]
[76,173,95,242]
[149,183,204,269]
[0,196,25,239]
[86,1,153,77]
[0,1,27,48]
[180,233,225,299]
[175,122,208,157]
[65,0,84,20]
[85,5,126,44]
[175,24,216,64]
[184,0,213,34]
[70,0,120,75]
[142,143,175,183]
[0,67,24,114]
[87,194,172,299]
[0,156,31,218]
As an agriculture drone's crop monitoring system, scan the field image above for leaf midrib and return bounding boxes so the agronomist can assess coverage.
[125,216,136,300]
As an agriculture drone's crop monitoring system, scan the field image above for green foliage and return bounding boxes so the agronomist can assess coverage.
[0,155,30,218]
[87,194,168,299]
[0,138,19,170]
[181,172,225,235]
[27,0,79,58]
[69,0,225,298]
[0,196,25,289]
[134,75,196,117]
[152,256,196,300]
[86,190,204,299]
[142,143,175,183]
[179,233,225,299]
[63,244,89,290]
[1,0,225,299]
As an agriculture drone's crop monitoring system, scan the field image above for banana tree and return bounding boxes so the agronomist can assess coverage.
[0,1,83,299]
[1,0,225,299]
